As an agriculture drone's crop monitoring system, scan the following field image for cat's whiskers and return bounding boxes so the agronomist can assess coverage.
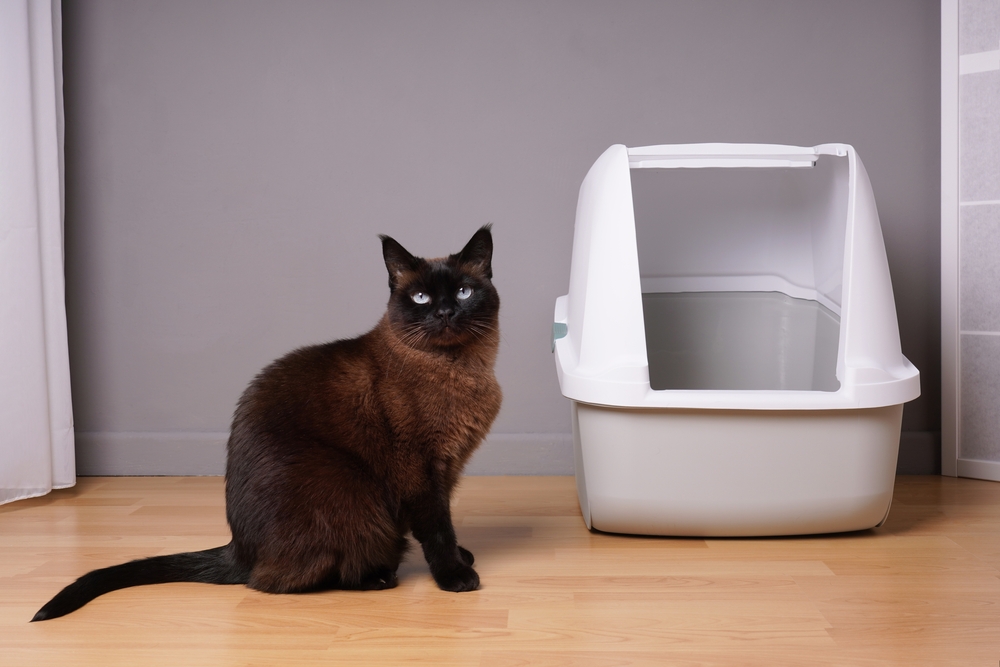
[399,324,429,348]
[464,324,491,345]
[382,321,435,380]
[465,320,500,344]
[472,320,506,348]
[382,329,414,379]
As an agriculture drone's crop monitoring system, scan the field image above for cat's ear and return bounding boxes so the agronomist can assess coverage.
[380,235,420,291]
[455,224,493,279]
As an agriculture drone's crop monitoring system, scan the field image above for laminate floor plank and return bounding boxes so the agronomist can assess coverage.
[2,475,999,666]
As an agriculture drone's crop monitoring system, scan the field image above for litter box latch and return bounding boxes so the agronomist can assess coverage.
[552,322,568,353]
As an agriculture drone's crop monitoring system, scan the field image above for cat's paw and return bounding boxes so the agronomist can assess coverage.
[433,563,480,592]
[457,546,475,567]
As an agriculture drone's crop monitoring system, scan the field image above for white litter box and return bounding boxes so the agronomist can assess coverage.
[552,143,920,537]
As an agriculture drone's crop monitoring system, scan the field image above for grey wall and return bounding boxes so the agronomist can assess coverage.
[62,0,942,475]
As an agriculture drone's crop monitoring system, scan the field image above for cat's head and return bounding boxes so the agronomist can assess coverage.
[379,225,499,351]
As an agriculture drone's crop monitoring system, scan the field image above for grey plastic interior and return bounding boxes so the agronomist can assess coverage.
[629,157,849,311]
[641,291,841,392]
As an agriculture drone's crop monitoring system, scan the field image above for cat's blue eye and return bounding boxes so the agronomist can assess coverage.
[457,286,473,300]
[411,292,431,305]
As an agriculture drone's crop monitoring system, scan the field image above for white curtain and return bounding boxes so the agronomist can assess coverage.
[0,0,75,504]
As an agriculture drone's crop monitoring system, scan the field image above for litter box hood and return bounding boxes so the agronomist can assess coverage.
[553,143,920,411]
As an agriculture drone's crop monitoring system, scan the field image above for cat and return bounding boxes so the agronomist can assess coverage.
[33,225,502,621]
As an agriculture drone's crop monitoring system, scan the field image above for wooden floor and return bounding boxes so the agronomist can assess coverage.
[1,475,999,666]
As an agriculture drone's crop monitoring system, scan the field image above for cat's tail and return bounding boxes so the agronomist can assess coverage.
[30,543,248,622]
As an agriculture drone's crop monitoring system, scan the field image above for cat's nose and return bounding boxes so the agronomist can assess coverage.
[436,306,455,322]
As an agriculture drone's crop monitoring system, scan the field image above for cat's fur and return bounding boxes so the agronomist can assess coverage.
[33,226,502,621]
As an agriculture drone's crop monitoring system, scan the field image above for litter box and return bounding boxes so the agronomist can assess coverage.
[552,143,920,536]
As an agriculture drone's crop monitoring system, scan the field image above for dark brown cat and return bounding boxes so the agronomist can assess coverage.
[33,226,502,621]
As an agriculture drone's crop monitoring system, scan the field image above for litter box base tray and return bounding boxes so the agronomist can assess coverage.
[572,401,902,537]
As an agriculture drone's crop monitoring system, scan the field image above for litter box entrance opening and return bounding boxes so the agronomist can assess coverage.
[628,153,849,393]
[641,291,840,391]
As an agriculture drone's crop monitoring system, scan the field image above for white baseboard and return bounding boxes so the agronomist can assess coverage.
[75,431,575,476]
[75,432,228,475]
[466,433,574,475]
[957,457,1000,482]
[74,430,942,478]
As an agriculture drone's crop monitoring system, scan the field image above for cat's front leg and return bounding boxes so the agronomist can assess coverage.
[457,545,474,567]
[407,491,479,592]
